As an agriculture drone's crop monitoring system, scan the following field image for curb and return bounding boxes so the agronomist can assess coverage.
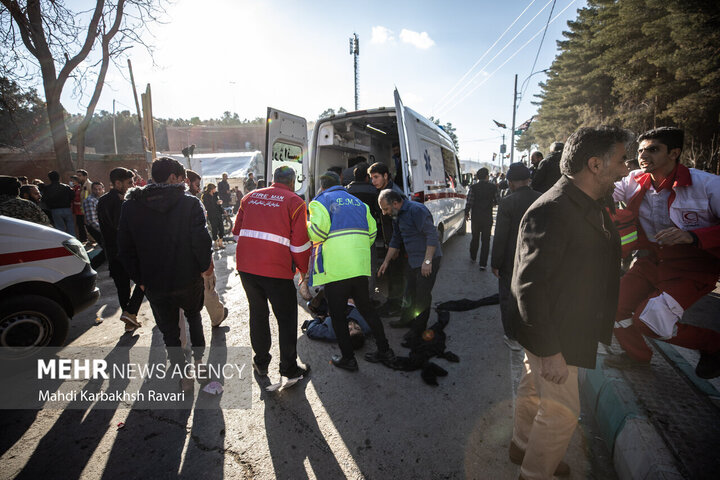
[579,356,683,480]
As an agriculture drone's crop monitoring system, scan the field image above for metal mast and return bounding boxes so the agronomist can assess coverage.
[349,33,359,110]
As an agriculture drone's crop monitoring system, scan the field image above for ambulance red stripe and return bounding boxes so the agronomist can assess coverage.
[0,247,73,266]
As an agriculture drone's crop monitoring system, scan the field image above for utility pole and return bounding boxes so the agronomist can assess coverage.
[112,99,118,154]
[510,74,518,164]
[349,33,359,110]
[500,133,506,171]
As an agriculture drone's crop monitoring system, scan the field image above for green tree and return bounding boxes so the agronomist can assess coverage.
[429,116,460,152]
[0,77,50,153]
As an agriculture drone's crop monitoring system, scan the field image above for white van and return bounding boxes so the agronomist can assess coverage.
[264,89,468,242]
[0,216,100,352]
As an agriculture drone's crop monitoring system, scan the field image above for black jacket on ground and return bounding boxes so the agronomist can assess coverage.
[42,181,74,209]
[491,186,542,276]
[118,183,212,293]
[97,189,125,261]
[511,176,621,369]
[531,151,562,193]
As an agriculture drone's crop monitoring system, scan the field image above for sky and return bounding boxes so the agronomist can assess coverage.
[58,0,586,166]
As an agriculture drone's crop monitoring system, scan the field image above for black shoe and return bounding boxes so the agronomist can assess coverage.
[479,266,486,271]
[282,365,310,380]
[365,348,396,366]
[696,351,720,379]
[603,352,650,370]
[331,355,358,372]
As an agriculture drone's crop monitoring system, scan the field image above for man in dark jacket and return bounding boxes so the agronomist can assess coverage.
[98,167,144,332]
[369,161,408,316]
[118,157,213,391]
[531,141,564,193]
[509,126,631,479]
[347,162,382,293]
[465,167,497,270]
[491,163,541,351]
[43,170,75,235]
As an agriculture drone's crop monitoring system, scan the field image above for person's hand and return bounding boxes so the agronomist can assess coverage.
[391,249,399,260]
[377,261,389,277]
[202,261,214,278]
[465,213,470,222]
[421,262,432,277]
[218,199,223,205]
[139,285,145,292]
[492,268,500,278]
[540,353,569,384]
[655,227,693,246]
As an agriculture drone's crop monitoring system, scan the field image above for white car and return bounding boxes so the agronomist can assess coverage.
[0,216,100,353]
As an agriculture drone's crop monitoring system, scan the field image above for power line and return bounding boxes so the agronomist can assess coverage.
[439,0,576,116]
[520,0,556,104]
[434,0,556,116]
[432,0,538,115]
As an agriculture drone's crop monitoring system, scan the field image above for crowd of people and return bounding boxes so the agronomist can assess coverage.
[1,124,718,479]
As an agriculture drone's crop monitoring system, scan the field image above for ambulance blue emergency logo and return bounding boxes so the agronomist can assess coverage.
[424,149,432,176]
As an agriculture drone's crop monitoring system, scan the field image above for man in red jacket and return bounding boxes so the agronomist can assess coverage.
[232,166,311,380]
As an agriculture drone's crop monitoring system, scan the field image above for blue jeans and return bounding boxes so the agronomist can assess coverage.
[51,208,74,236]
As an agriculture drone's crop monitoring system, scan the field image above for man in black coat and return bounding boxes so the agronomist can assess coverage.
[509,126,631,479]
[98,167,144,332]
[465,167,497,270]
[118,157,213,392]
[491,163,541,351]
[531,141,564,193]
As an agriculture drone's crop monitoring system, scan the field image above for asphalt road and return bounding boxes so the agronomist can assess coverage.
[0,231,618,479]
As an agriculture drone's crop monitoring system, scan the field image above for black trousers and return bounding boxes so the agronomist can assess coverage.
[239,272,298,375]
[470,214,493,266]
[145,277,205,365]
[497,273,518,339]
[109,258,145,315]
[399,257,442,333]
[324,276,390,359]
[75,214,87,242]
[385,253,407,306]
[208,217,224,241]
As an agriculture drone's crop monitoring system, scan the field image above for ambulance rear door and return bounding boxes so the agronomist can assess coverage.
[265,107,309,198]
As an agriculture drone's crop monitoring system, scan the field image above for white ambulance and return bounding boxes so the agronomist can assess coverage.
[264,89,468,242]
[0,216,100,353]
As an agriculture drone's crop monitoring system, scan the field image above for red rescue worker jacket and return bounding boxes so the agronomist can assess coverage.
[232,183,311,279]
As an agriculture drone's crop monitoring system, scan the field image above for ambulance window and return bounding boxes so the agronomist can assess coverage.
[271,141,304,192]
[441,147,457,188]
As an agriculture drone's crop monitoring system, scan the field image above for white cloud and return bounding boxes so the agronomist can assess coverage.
[399,29,435,49]
[371,25,394,44]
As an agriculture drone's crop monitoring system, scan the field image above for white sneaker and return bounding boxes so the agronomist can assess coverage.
[503,335,523,351]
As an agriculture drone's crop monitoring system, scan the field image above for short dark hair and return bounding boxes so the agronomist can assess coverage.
[320,171,341,189]
[476,167,489,180]
[328,166,342,176]
[17,175,28,184]
[638,127,684,155]
[91,181,103,188]
[109,167,134,184]
[353,162,370,181]
[561,126,634,176]
[186,169,201,183]
[0,175,21,196]
[550,142,564,153]
[368,162,389,176]
[76,169,88,176]
[349,324,365,350]
[152,157,185,183]
[48,170,60,182]
[378,188,403,205]
[19,184,37,198]
[273,166,295,186]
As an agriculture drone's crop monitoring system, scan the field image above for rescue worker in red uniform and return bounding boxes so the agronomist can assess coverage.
[232,166,312,380]
[605,127,720,379]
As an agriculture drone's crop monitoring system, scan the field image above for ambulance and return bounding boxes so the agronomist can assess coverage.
[0,216,100,353]
[264,89,468,242]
